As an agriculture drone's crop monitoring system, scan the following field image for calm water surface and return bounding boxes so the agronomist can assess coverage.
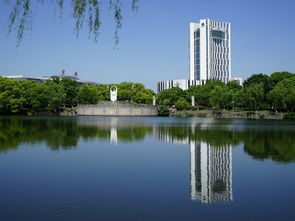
[0,116,295,221]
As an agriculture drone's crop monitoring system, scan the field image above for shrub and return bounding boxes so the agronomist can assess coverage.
[175,97,190,110]
[158,105,169,116]
[283,112,295,119]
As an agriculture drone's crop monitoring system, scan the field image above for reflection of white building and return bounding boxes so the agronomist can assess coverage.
[157,129,233,204]
[190,141,232,203]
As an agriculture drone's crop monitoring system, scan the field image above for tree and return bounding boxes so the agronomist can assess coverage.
[60,78,78,107]
[226,81,242,90]
[158,87,188,106]
[77,84,98,104]
[22,80,48,112]
[269,72,294,89]
[97,85,109,101]
[268,76,295,111]
[209,85,231,109]
[43,80,66,111]
[0,77,26,113]
[243,83,265,110]
[175,97,190,110]
[243,73,270,94]
[188,80,224,107]
[157,105,169,116]
[132,90,154,104]
[4,0,139,45]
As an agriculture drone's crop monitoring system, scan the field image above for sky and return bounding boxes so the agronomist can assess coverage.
[0,0,295,91]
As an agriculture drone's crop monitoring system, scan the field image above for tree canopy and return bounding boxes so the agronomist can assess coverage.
[158,72,295,111]
[0,76,155,114]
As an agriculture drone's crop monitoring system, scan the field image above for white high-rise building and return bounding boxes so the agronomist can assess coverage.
[189,19,231,83]
[157,19,232,92]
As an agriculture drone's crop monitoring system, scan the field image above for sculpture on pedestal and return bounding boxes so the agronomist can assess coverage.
[110,86,118,102]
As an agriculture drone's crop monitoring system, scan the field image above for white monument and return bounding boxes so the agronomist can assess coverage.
[153,96,156,106]
[110,86,118,102]
[191,96,195,107]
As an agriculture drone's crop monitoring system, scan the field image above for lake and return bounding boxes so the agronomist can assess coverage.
[0,116,295,221]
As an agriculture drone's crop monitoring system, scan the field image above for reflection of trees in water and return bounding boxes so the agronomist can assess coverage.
[0,117,295,163]
[243,130,295,163]
[157,126,295,163]
[0,117,153,152]
[0,117,80,152]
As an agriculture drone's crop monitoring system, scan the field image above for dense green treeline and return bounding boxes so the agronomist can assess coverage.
[0,117,294,162]
[1,71,295,114]
[158,72,295,112]
[0,76,155,114]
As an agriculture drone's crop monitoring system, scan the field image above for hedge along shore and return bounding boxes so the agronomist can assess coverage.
[170,110,284,120]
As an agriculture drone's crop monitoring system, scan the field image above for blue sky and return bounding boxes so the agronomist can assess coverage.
[0,0,295,90]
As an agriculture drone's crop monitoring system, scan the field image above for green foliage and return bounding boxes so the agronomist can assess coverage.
[43,80,66,111]
[158,87,188,106]
[77,84,98,104]
[268,76,295,111]
[0,76,156,114]
[175,97,190,110]
[60,78,78,107]
[283,112,295,119]
[157,105,169,116]
[243,73,270,94]
[0,77,26,113]
[269,72,293,89]
[96,85,109,101]
[158,72,295,112]
[4,0,139,45]
[116,82,154,104]
[226,81,242,90]
[243,83,265,110]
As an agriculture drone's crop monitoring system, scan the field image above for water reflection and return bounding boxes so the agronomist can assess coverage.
[158,129,233,203]
[0,116,295,205]
[190,142,233,203]
[1,117,295,162]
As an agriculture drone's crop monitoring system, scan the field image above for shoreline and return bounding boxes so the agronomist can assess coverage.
[0,110,290,120]
[169,110,284,120]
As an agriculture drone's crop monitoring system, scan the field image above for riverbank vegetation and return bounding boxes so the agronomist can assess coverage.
[0,77,155,114]
[0,71,294,117]
[158,72,295,114]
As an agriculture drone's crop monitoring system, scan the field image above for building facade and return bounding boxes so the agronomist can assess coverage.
[157,79,200,92]
[157,19,232,92]
[189,19,231,83]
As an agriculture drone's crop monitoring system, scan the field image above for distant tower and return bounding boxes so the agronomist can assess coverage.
[190,141,233,203]
[61,69,65,76]
[189,19,231,84]
[74,72,78,77]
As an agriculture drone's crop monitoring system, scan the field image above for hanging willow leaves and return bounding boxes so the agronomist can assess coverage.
[4,0,139,45]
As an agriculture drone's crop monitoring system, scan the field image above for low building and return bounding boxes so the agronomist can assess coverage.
[1,75,100,86]
[231,77,243,86]
[157,79,203,92]
[2,75,49,82]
